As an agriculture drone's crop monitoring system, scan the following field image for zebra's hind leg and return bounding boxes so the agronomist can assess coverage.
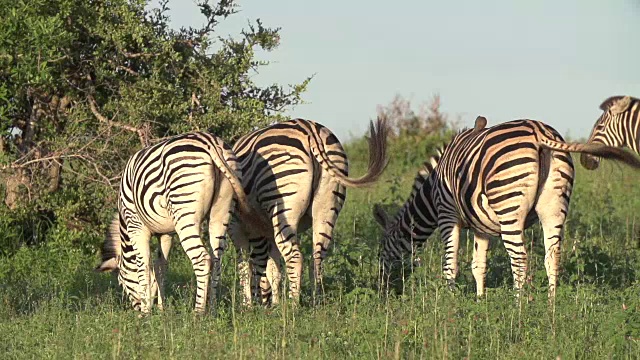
[310,182,345,304]
[487,158,538,297]
[229,222,269,309]
[261,175,312,305]
[263,240,282,305]
[438,218,462,290]
[247,236,270,307]
[207,180,235,313]
[271,220,303,304]
[228,223,255,308]
[173,212,210,314]
[498,219,528,295]
[537,209,566,300]
[270,203,308,305]
[536,153,573,300]
[128,228,153,314]
[236,248,253,308]
[152,234,172,311]
[471,231,490,298]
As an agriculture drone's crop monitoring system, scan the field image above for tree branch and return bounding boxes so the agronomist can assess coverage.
[122,51,159,59]
[86,95,149,146]
[6,154,83,169]
[188,92,202,129]
[116,65,139,76]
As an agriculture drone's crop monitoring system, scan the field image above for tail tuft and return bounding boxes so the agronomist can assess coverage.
[318,116,390,188]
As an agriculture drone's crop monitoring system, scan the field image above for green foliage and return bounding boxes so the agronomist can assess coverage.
[1,3,640,357]
[2,125,640,358]
[0,0,309,254]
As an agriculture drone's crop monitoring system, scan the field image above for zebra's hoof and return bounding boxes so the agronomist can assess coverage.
[447,281,459,293]
[137,312,151,319]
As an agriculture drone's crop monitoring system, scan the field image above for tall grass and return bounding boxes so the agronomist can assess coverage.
[1,133,640,359]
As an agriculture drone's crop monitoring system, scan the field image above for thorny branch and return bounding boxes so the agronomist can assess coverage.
[87,94,150,146]
[188,92,202,129]
[116,65,139,76]
[122,51,159,59]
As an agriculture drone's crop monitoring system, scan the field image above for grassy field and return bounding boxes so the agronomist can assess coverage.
[2,132,640,359]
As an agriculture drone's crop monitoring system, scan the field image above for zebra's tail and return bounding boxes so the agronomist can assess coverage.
[310,116,390,188]
[95,213,121,272]
[539,137,640,169]
[205,137,270,231]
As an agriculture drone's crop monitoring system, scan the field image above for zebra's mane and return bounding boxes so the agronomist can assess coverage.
[392,125,477,225]
[415,126,473,180]
[599,95,639,112]
[398,127,474,218]
[393,144,447,223]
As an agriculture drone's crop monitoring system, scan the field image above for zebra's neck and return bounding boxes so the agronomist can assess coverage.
[393,173,438,243]
[607,101,640,153]
[628,113,640,154]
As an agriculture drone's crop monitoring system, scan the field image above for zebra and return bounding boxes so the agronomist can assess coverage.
[373,117,640,298]
[151,118,389,306]
[229,117,388,305]
[95,131,266,314]
[581,95,640,170]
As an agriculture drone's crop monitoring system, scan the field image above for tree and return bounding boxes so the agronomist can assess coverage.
[376,94,452,139]
[0,0,310,252]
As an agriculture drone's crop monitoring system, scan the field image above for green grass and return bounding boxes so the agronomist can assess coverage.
[2,134,640,359]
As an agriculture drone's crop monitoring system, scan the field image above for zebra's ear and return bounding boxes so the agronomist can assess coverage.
[373,203,390,229]
[94,258,118,273]
[609,96,632,115]
[599,96,628,112]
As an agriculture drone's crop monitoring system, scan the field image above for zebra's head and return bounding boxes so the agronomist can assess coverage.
[373,156,441,280]
[95,214,143,311]
[373,204,423,280]
[581,96,635,170]
[373,203,397,274]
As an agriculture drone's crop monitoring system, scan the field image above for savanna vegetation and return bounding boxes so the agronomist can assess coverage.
[2,1,640,359]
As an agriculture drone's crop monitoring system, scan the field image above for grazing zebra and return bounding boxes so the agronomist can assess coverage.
[152,118,389,306]
[95,131,265,314]
[581,95,640,170]
[226,117,388,305]
[374,117,640,298]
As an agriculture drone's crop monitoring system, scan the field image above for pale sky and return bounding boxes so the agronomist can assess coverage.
[157,0,640,141]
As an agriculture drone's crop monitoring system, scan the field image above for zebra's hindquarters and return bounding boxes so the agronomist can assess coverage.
[229,118,389,307]
[532,148,574,298]
[97,132,243,314]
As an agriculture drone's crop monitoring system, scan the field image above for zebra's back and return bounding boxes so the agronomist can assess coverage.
[233,119,349,220]
[121,132,223,233]
[439,119,574,236]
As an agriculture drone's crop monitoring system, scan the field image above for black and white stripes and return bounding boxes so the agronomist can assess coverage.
[374,117,640,298]
[96,131,258,314]
[228,118,389,305]
[581,96,640,170]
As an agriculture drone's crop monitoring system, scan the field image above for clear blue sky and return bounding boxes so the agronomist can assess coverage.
[157,0,640,141]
